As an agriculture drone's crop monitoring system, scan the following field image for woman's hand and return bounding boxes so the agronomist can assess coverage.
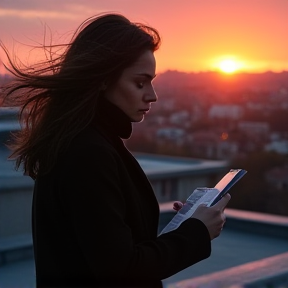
[191,194,231,240]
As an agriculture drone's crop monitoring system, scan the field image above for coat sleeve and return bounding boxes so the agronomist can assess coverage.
[58,142,211,282]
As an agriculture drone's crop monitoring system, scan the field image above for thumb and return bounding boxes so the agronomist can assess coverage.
[213,193,231,210]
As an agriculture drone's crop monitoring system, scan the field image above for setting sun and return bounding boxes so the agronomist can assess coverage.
[210,56,246,74]
[218,59,242,74]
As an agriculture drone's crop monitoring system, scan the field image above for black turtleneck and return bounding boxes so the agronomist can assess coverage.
[92,96,132,140]
[90,96,161,237]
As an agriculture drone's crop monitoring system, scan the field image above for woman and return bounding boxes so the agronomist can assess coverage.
[2,13,230,288]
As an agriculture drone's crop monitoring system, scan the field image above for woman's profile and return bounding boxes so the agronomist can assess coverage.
[1,13,230,288]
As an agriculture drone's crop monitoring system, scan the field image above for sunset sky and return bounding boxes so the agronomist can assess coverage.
[0,0,287,74]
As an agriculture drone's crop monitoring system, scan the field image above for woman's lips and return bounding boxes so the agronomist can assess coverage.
[139,108,150,113]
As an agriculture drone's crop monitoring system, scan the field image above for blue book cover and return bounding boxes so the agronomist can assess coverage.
[209,169,247,206]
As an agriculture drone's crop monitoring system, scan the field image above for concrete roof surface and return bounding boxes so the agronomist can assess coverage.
[1,225,287,288]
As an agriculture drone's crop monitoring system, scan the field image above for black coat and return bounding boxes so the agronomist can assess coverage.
[32,99,211,288]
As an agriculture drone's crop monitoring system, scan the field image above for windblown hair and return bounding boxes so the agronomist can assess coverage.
[1,13,161,179]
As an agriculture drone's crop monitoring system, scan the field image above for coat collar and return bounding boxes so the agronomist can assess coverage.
[92,96,132,140]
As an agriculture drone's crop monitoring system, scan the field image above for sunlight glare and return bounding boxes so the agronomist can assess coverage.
[210,56,246,74]
[219,59,239,74]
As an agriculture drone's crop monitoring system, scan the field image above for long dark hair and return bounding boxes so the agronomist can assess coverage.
[1,13,161,179]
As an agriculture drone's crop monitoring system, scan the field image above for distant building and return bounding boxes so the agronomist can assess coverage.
[238,121,270,136]
[208,104,243,120]
[246,102,265,110]
[189,131,239,160]
[265,140,288,154]
[156,127,185,144]
[169,110,190,126]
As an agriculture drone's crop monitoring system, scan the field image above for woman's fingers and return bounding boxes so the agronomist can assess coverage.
[191,194,231,240]
[173,201,184,211]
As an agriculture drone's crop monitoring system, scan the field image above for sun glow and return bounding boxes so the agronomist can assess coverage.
[211,56,245,74]
[219,59,239,73]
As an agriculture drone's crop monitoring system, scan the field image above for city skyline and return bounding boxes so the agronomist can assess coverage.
[0,0,287,74]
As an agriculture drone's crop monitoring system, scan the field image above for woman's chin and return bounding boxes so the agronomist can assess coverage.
[131,115,145,123]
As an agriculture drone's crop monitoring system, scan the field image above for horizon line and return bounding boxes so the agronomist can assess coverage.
[157,68,288,74]
[1,69,288,77]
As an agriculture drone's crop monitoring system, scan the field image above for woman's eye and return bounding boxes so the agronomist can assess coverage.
[137,82,144,88]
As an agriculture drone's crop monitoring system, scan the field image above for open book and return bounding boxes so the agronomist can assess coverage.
[159,169,247,235]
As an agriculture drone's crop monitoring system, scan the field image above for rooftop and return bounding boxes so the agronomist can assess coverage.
[1,207,287,288]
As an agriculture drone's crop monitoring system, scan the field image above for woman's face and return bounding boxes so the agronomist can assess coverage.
[104,50,157,122]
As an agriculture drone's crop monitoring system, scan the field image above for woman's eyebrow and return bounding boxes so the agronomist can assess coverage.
[135,73,157,80]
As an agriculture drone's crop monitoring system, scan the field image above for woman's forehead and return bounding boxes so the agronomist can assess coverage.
[125,51,156,77]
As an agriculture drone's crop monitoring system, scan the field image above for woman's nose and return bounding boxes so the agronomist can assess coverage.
[144,86,158,103]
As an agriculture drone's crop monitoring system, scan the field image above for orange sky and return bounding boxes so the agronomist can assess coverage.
[0,0,287,74]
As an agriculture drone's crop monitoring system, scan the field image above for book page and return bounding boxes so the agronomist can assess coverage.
[158,169,247,235]
[159,188,219,235]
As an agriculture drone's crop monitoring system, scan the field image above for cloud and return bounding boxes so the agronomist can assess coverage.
[0,8,84,20]
[0,0,136,21]
[0,3,106,21]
